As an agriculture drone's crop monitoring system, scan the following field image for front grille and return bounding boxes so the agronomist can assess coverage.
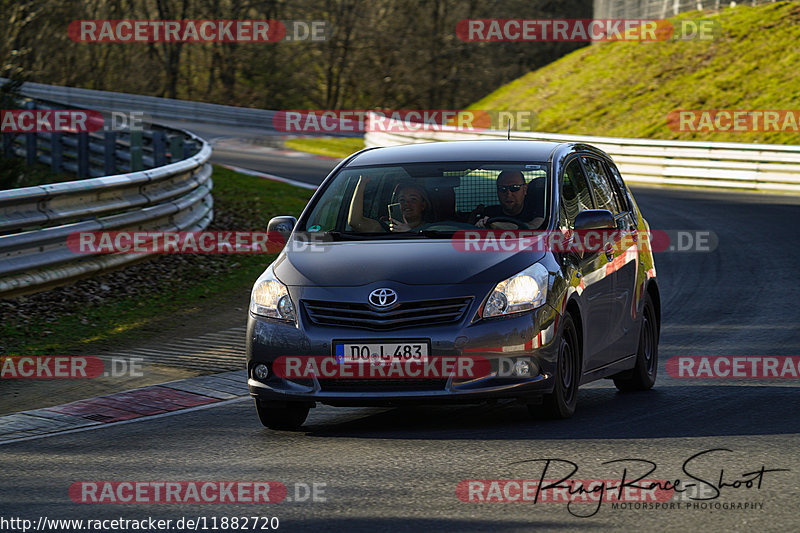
[318,378,447,392]
[303,297,473,330]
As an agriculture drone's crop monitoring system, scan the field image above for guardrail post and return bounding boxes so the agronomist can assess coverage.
[1,133,13,158]
[169,135,183,162]
[50,132,63,173]
[24,101,37,166]
[130,130,143,171]
[77,132,89,177]
[152,130,166,166]
[183,140,196,157]
[103,131,117,175]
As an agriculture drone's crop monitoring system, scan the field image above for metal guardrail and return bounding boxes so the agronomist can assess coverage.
[593,0,780,20]
[3,99,201,178]
[0,78,358,137]
[364,119,800,194]
[1,77,277,129]
[0,103,213,297]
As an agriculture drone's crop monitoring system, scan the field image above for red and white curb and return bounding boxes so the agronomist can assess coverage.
[0,370,248,444]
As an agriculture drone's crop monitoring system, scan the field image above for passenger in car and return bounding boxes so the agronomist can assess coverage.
[348,176,433,232]
[474,170,544,229]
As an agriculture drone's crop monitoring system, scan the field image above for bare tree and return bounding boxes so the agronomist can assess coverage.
[1,0,592,109]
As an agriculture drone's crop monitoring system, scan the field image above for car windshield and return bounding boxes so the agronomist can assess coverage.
[301,162,549,238]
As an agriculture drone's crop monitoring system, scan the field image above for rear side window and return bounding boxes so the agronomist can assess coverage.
[560,159,594,228]
[581,156,621,214]
[604,162,630,212]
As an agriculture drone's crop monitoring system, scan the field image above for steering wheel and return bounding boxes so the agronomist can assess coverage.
[484,216,529,230]
[416,221,480,231]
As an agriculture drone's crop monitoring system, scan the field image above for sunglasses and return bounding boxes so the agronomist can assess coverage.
[497,184,524,193]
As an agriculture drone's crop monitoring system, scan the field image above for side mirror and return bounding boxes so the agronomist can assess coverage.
[267,216,297,239]
[573,210,615,231]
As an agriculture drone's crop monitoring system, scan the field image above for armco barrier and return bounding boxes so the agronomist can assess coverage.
[0,123,212,298]
[364,119,800,194]
[3,99,201,178]
[1,78,357,137]
[593,0,780,20]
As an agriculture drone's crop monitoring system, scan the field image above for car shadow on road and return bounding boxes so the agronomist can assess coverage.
[298,384,800,440]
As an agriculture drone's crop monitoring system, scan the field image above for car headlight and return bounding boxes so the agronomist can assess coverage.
[481,262,549,318]
[250,265,296,322]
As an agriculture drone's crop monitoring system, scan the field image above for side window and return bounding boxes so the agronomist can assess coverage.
[581,157,621,214]
[561,159,594,228]
[604,162,630,212]
[307,174,353,231]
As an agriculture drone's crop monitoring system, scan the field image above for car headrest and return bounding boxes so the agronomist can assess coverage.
[524,176,545,217]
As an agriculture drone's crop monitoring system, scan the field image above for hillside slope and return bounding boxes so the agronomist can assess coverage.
[470,2,800,144]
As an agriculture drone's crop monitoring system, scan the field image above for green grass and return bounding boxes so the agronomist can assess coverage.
[469,2,800,144]
[211,163,313,227]
[284,137,365,158]
[0,165,314,357]
[1,256,271,357]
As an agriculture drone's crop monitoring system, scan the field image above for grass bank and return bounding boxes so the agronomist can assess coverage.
[470,2,800,144]
[283,137,365,159]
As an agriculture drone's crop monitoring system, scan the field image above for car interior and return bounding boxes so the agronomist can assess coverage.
[348,168,547,230]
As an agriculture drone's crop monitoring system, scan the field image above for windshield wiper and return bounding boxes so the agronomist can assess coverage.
[415,229,456,238]
[325,230,455,240]
[326,231,403,240]
[326,231,369,241]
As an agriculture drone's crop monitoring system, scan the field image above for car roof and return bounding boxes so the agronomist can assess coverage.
[345,140,565,166]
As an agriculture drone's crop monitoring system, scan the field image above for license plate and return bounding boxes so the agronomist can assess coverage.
[334,342,429,363]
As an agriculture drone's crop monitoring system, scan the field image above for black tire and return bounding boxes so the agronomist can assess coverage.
[254,400,309,430]
[614,294,659,392]
[531,313,580,419]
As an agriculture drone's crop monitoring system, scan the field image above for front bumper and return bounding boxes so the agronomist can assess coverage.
[245,294,562,407]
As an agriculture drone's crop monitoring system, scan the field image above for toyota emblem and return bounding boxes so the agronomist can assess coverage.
[368,288,397,308]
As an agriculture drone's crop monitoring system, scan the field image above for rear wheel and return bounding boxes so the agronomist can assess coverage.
[614,294,658,392]
[254,400,309,430]
[531,313,580,419]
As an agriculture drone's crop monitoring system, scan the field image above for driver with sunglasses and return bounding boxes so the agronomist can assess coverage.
[474,170,543,229]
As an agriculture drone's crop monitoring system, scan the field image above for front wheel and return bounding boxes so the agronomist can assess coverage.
[254,400,309,430]
[614,294,659,392]
[530,313,580,419]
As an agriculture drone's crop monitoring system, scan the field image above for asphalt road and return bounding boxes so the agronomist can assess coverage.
[2,145,799,532]
[166,120,341,186]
